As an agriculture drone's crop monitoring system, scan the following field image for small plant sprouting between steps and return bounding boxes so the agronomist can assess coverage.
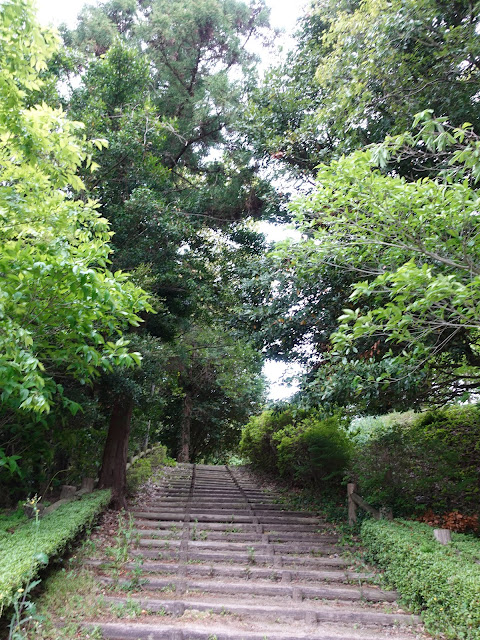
[125,556,147,591]
[106,510,137,567]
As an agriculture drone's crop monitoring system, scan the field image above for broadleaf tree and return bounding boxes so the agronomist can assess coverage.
[245,0,480,177]
[275,115,480,412]
[0,0,152,500]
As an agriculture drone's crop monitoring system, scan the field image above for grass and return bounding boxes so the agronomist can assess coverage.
[0,508,28,537]
[5,567,106,639]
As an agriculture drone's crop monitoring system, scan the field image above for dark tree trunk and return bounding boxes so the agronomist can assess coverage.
[178,391,192,463]
[98,394,134,509]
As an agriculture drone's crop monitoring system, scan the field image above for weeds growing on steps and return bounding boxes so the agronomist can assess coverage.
[115,556,147,593]
[110,598,142,618]
[105,510,138,567]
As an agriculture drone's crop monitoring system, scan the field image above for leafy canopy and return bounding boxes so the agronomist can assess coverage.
[244,0,480,176]
[0,0,152,415]
[282,114,480,409]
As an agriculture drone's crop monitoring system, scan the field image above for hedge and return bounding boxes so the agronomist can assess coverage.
[0,490,110,613]
[361,519,480,639]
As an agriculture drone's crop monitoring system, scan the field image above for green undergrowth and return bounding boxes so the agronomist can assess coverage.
[246,464,358,542]
[240,409,351,488]
[126,444,175,495]
[0,490,111,614]
[362,519,480,639]
[350,405,480,516]
[278,484,352,529]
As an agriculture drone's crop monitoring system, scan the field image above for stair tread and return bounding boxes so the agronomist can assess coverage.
[79,464,424,640]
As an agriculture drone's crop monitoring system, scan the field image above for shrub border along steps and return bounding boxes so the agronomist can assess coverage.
[361,518,480,639]
[0,489,111,614]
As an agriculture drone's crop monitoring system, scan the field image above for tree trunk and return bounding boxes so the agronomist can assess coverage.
[178,391,192,463]
[98,394,134,509]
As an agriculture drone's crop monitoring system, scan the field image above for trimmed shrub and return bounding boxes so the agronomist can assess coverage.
[239,409,297,474]
[0,490,111,613]
[362,519,480,639]
[275,415,352,486]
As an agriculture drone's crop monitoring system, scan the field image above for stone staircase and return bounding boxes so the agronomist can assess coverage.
[83,464,426,640]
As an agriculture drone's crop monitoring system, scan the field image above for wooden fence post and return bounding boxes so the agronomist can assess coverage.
[434,529,452,545]
[379,507,393,521]
[60,485,77,500]
[347,482,357,526]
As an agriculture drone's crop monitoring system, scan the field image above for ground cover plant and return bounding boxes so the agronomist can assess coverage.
[19,567,106,640]
[0,490,110,614]
[362,519,480,639]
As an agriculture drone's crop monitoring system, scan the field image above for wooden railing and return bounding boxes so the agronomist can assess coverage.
[126,445,157,470]
[347,482,452,544]
[347,482,393,525]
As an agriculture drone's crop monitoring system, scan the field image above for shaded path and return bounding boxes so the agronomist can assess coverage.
[82,464,425,639]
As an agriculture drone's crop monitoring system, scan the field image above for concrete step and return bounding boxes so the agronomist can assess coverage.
[143,501,300,511]
[85,620,420,640]
[133,519,327,533]
[101,594,421,627]
[80,464,423,640]
[139,506,320,518]
[131,548,351,568]
[86,558,373,583]
[132,529,339,544]
[137,538,344,556]
[132,511,321,525]
[159,491,279,497]
[99,575,398,603]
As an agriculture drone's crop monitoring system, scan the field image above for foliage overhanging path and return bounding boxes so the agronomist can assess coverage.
[77,464,425,639]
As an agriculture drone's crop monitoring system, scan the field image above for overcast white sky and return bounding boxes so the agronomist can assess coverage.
[35,0,307,36]
[34,0,308,401]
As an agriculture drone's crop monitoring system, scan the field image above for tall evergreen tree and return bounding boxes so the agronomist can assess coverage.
[54,0,276,503]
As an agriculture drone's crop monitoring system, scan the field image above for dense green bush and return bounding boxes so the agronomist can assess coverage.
[240,409,351,487]
[0,490,110,614]
[350,405,480,515]
[362,519,480,639]
[239,409,298,474]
